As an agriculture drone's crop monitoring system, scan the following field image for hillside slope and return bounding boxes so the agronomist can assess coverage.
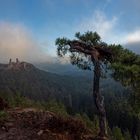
[0,61,91,102]
[0,108,95,140]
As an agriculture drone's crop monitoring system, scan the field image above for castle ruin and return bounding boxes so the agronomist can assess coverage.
[0,59,33,71]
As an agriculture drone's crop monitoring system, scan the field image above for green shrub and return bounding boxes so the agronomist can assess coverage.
[74,113,99,134]
[0,92,44,109]
[0,111,8,122]
[42,100,68,117]
[123,130,132,140]
[112,126,124,140]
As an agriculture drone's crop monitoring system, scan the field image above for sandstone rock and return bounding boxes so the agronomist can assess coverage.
[37,130,44,136]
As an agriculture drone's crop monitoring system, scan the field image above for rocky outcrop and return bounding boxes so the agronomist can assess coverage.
[0,108,95,140]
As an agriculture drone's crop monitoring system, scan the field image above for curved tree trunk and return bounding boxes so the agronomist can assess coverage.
[93,60,108,139]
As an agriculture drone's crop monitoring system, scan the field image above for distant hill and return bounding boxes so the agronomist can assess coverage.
[0,60,124,114]
[35,62,91,77]
[0,60,92,109]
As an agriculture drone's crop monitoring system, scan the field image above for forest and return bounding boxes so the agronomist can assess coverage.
[0,31,139,140]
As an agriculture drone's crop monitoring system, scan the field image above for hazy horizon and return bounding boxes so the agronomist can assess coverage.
[0,0,140,64]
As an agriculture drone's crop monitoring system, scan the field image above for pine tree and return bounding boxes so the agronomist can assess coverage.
[55,31,140,139]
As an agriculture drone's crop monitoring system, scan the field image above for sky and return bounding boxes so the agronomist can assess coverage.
[0,0,140,63]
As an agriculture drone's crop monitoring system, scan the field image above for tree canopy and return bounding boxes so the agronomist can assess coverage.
[56,31,112,71]
[109,44,140,112]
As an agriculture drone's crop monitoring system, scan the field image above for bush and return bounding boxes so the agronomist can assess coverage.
[0,111,8,122]
[74,113,99,135]
[112,126,124,140]
[8,93,35,108]
[42,100,68,117]
[123,130,132,140]
[0,92,44,110]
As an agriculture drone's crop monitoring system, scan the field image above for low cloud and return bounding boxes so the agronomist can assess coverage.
[122,30,140,43]
[125,41,140,54]
[118,29,140,54]
[0,22,54,64]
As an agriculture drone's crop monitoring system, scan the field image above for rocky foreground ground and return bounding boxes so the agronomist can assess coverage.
[0,108,95,140]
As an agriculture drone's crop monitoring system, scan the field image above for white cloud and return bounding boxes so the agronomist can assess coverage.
[76,10,118,42]
[76,10,140,51]
[0,22,54,63]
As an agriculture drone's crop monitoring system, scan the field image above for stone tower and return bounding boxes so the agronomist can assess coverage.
[16,58,19,64]
[9,58,12,64]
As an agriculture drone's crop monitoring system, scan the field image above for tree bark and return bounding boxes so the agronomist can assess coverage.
[93,60,108,139]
